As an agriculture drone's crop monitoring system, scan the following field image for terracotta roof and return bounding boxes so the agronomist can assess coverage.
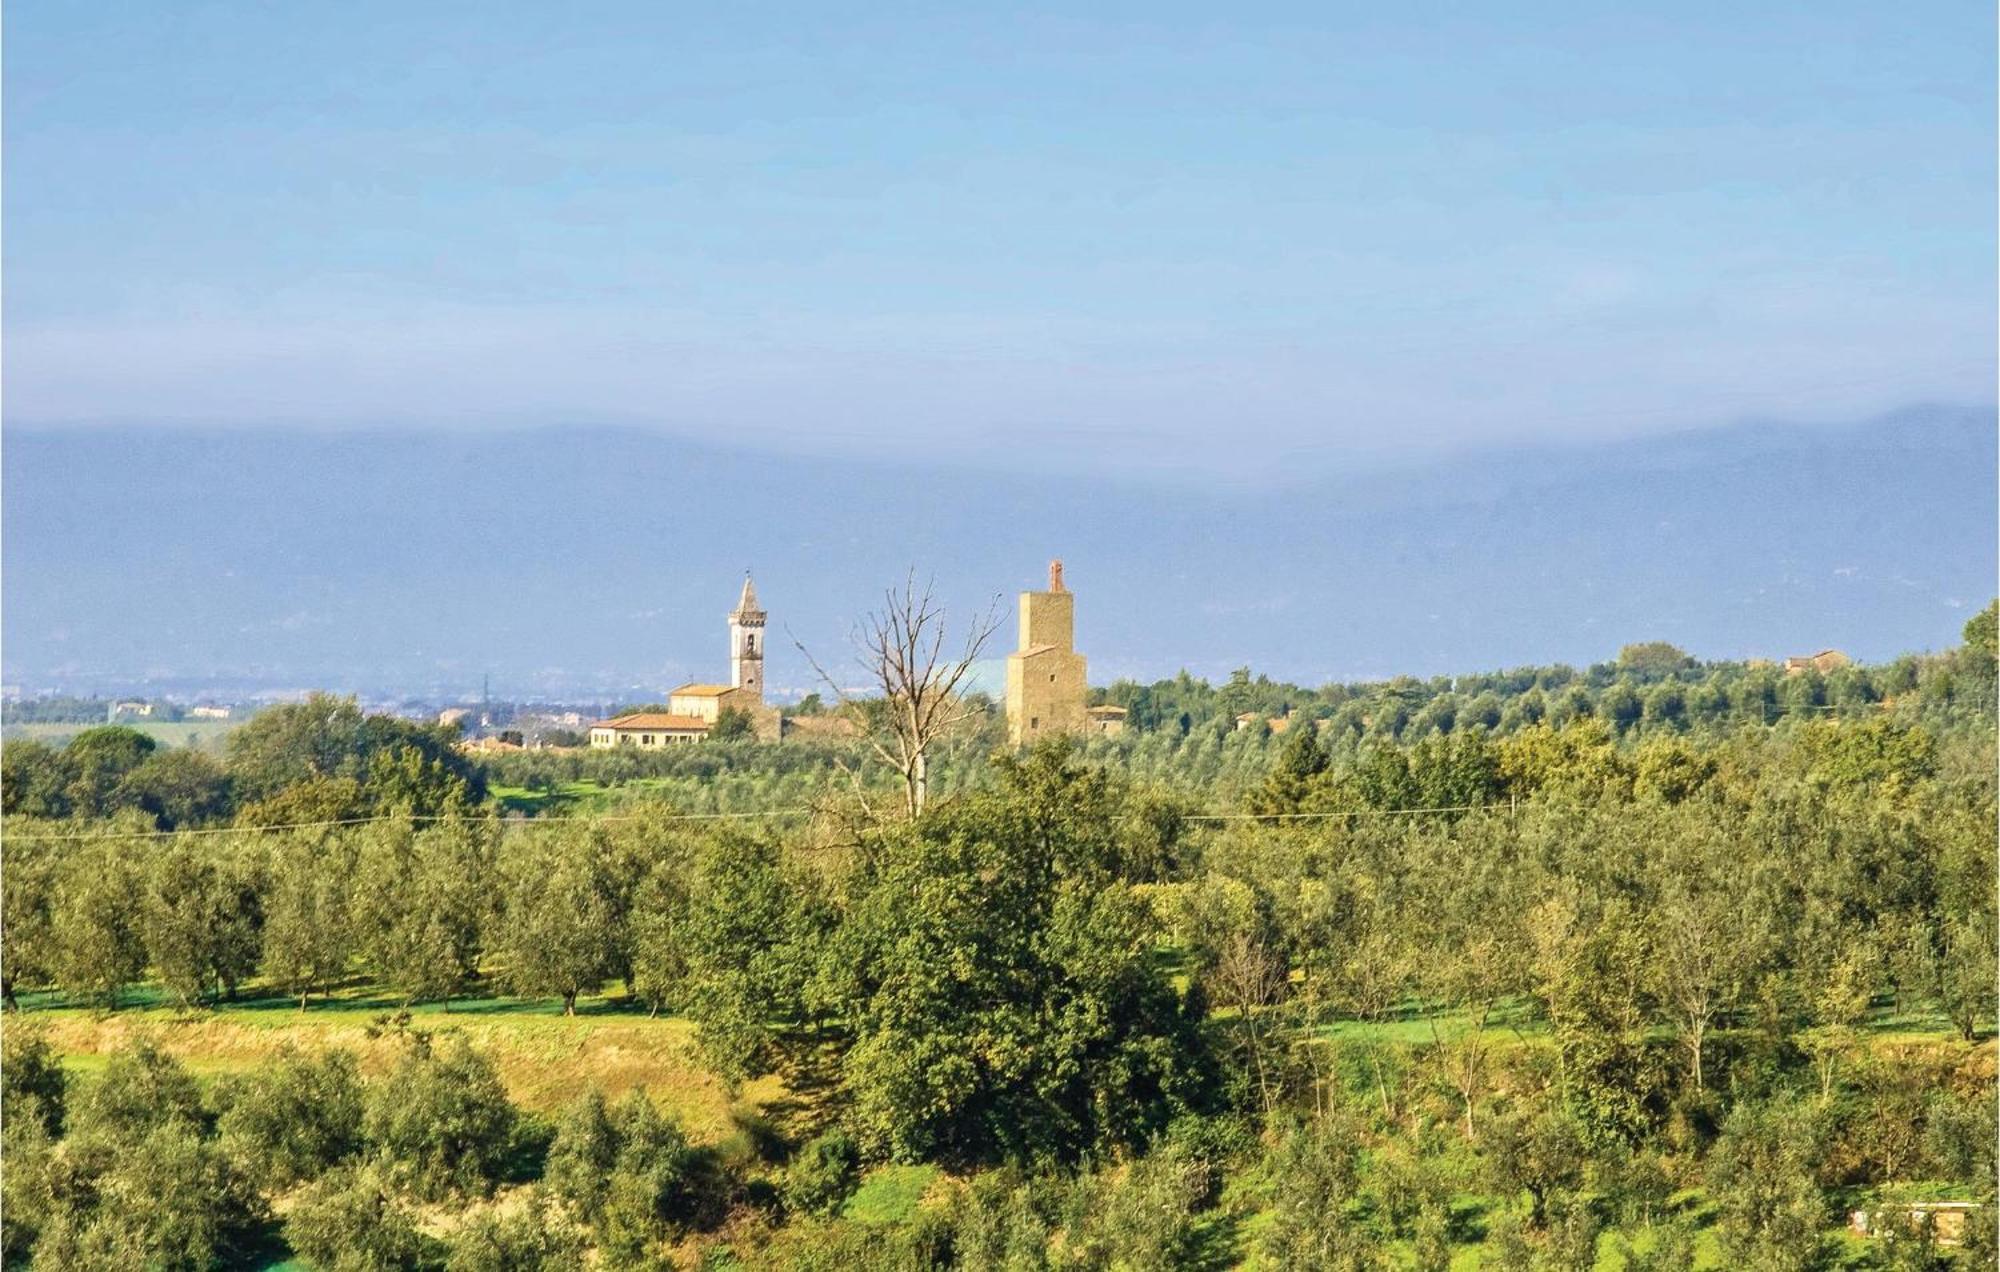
[592,713,711,731]
[1086,705,1128,717]
[670,683,737,697]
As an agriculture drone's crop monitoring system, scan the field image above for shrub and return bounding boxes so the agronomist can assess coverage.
[1,1092,58,1263]
[215,1047,366,1187]
[444,1194,586,1271]
[1705,1099,1834,1271]
[1260,1117,1380,1270]
[1922,1085,1999,1184]
[363,1036,517,1200]
[8,1042,262,1268]
[599,1093,714,1261]
[941,1169,1056,1271]
[545,1089,715,1260]
[68,1037,206,1140]
[784,1129,862,1219]
[1060,1147,1210,1269]
[543,1090,619,1221]
[1,1023,66,1135]
[285,1164,432,1271]
[1615,1218,1699,1272]
[33,1120,263,1271]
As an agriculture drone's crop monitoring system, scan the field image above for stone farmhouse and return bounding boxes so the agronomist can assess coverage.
[1085,704,1127,735]
[1783,649,1852,674]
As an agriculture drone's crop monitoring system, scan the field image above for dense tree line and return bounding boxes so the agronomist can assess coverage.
[1100,605,1997,747]
[1,613,1993,1267]
[7,712,1995,1263]
[1,695,121,725]
[2,693,483,829]
[468,607,1998,812]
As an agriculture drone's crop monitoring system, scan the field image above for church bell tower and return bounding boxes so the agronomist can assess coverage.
[729,573,766,702]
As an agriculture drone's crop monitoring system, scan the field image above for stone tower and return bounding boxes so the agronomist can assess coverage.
[1004,560,1089,745]
[729,573,766,703]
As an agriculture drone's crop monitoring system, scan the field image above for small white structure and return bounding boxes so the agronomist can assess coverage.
[1848,1201,1979,1246]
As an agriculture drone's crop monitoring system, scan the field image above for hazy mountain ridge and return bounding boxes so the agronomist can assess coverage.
[4,406,1992,695]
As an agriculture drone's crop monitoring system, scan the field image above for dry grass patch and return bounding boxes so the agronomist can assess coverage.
[31,1005,779,1138]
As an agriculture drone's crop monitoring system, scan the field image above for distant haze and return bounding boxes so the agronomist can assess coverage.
[5,5,1994,481]
[3,406,1991,697]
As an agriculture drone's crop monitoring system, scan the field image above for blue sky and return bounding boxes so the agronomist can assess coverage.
[5,2,1993,480]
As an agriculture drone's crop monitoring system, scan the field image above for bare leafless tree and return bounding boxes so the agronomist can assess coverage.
[1213,929,1289,1116]
[795,571,1001,819]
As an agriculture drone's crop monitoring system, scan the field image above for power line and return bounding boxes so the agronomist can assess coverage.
[2,807,818,844]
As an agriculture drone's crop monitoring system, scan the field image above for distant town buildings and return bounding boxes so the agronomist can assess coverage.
[1005,561,1090,745]
[579,564,1114,751]
[589,574,780,747]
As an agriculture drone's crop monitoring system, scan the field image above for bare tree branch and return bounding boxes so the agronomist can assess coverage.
[793,570,1002,818]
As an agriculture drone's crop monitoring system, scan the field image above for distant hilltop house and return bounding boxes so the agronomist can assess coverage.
[1783,649,1852,675]
[1005,560,1091,746]
[1235,710,1294,734]
[187,705,232,720]
[109,700,154,719]
[438,707,472,728]
[1085,704,1128,736]
[590,575,781,747]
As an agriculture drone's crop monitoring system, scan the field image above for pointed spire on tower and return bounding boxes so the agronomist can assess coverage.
[733,571,763,619]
